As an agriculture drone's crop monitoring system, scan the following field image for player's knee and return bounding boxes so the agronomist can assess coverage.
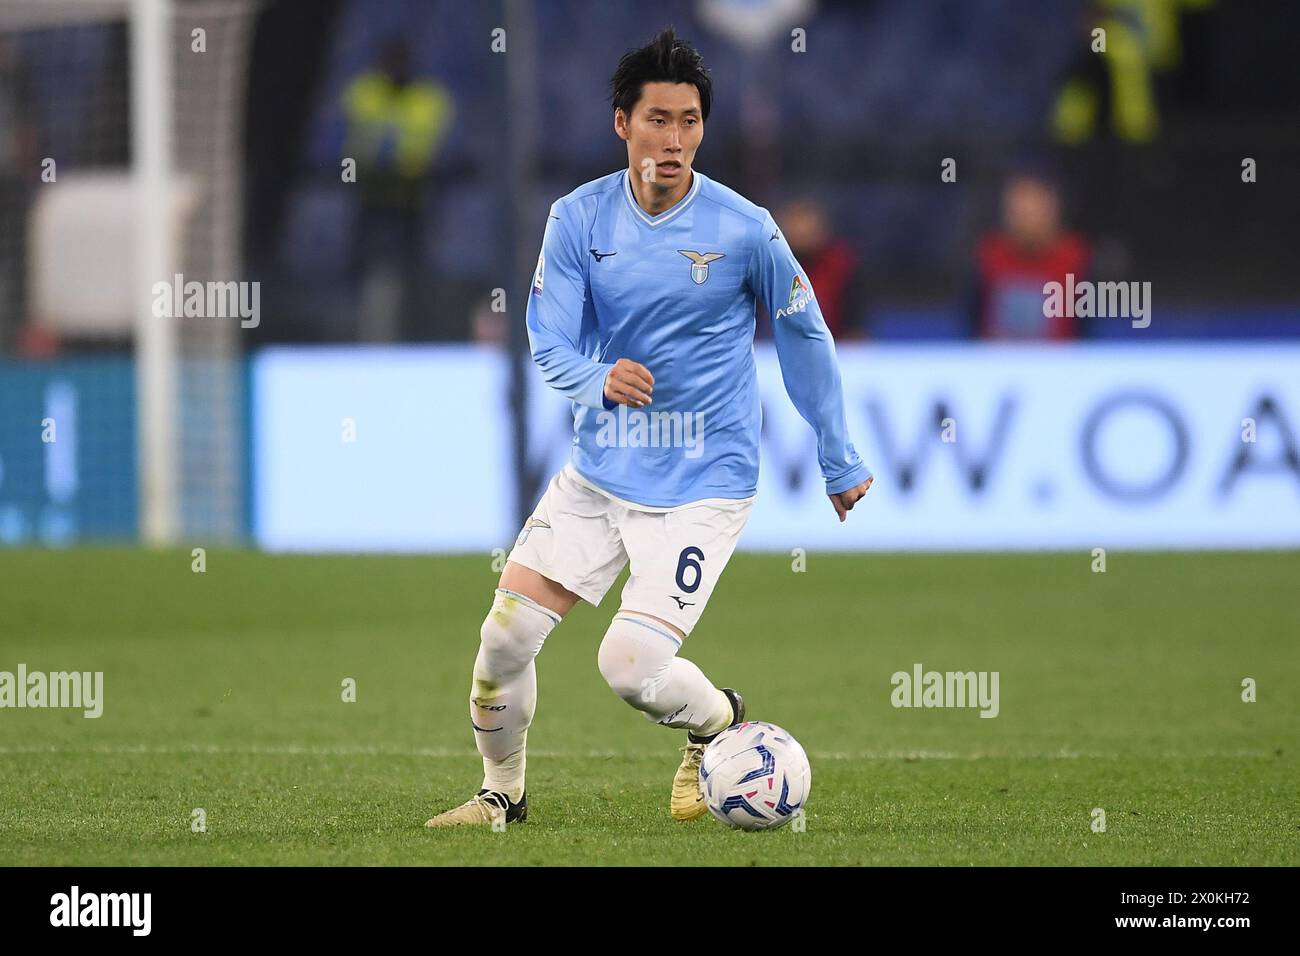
[477,588,557,674]
[597,627,640,700]
[478,614,522,673]
[597,618,667,703]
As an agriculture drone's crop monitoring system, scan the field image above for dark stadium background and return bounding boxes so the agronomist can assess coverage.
[0,0,1297,872]
[2,0,1298,544]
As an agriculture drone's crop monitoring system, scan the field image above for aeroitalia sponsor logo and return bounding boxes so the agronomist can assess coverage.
[775,273,813,320]
[0,664,103,718]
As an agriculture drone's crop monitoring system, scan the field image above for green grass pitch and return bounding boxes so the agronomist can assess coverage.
[1,548,1296,866]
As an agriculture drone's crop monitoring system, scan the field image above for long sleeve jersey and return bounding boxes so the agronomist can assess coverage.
[526,167,870,507]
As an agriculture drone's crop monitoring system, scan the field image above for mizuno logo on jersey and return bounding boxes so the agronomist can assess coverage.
[590,248,618,262]
[678,249,725,285]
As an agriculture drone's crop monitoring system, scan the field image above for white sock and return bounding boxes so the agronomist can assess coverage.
[471,588,560,802]
[690,690,735,739]
[597,613,733,735]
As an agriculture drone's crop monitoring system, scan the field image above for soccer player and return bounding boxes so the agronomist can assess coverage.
[426,27,872,828]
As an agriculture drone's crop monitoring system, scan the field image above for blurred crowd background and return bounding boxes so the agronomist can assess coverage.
[1,0,1298,551]
[1,0,1298,357]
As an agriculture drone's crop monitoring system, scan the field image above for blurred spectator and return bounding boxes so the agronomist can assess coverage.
[470,294,507,347]
[1050,0,1216,146]
[970,172,1092,340]
[342,37,453,341]
[766,198,866,341]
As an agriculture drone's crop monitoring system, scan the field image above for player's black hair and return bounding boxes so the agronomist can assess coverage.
[610,27,712,122]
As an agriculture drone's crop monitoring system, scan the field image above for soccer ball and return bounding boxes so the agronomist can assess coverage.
[699,720,811,831]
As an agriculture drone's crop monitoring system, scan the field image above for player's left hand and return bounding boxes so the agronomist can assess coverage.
[829,477,873,523]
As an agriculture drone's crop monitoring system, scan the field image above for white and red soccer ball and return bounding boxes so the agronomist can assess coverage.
[699,720,811,831]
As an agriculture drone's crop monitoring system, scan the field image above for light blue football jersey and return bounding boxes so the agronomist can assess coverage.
[526,168,870,508]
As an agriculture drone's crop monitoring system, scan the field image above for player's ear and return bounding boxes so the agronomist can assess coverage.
[613,108,629,141]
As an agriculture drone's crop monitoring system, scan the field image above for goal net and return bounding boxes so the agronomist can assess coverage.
[0,0,258,545]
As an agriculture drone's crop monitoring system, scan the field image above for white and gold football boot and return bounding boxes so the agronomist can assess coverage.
[424,789,527,828]
[670,687,744,821]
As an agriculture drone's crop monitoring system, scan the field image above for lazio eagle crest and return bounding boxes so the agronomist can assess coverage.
[678,249,725,285]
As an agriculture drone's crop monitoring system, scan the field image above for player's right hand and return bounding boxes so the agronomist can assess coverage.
[604,358,655,407]
[829,476,873,522]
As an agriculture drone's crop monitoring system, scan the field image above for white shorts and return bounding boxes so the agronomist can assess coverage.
[506,464,753,637]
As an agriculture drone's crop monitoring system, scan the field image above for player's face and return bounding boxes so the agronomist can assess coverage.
[615,82,703,188]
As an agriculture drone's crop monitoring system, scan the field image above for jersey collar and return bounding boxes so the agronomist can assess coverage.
[623,167,702,228]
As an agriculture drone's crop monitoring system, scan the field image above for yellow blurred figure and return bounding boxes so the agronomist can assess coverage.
[1052,0,1215,145]
[342,38,453,200]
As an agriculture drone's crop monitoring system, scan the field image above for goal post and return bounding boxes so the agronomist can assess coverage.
[0,0,259,546]
[132,0,178,546]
